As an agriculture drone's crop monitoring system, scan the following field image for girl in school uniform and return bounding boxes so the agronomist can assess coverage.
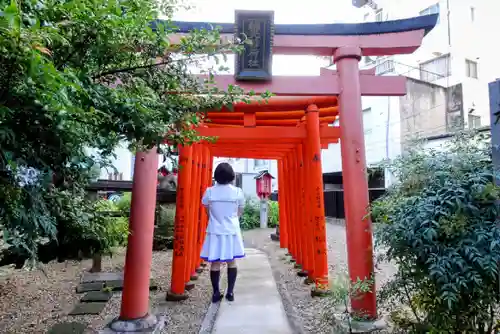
[200,162,246,303]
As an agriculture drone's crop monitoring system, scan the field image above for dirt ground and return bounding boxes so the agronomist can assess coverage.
[0,249,213,334]
[0,220,395,334]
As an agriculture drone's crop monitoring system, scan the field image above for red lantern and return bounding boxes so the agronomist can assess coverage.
[255,170,274,199]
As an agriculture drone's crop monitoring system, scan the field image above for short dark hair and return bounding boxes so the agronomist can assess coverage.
[214,162,235,185]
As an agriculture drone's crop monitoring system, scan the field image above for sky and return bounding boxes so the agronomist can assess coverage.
[171,0,363,76]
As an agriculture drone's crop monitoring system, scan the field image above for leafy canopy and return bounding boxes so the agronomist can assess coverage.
[0,0,264,258]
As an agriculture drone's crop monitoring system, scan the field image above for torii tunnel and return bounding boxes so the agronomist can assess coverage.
[109,11,438,331]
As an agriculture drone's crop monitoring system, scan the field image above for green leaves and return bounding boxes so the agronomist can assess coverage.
[372,131,500,332]
[0,0,256,261]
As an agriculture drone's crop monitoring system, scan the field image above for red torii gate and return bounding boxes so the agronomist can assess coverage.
[104,11,438,333]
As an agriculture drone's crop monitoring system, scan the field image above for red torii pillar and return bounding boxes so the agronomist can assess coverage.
[107,148,164,332]
[335,46,376,318]
[305,105,329,292]
[277,160,289,250]
[166,145,192,301]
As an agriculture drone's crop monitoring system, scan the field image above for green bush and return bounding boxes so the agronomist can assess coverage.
[61,198,129,258]
[239,198,279,230]
[114,193,175,251]
[116,192,132,215]
[268,201,279,228]
[372,131,500,333]
[153,204,175,251]
[240,198,260,230]
[87,199,129,254]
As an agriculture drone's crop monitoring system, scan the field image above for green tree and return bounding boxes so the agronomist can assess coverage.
[0,0,265,260]
[372,131,500,333]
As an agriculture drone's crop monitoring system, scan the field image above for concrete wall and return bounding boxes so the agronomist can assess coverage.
[399,78,448,147]
[241,173,258,199]
[359,0,491,128]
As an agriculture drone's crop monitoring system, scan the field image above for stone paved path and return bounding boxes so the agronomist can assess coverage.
[212,248,293,334]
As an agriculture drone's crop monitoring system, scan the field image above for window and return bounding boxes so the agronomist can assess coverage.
[375,58,395,75]
[375,9,383,22]
[468,114,481,129]
[419,3,440,23]
[419,54,451,82]
[234,173,243,187]
[470,7,475,22]
[254,159,267,169]
[363,13,370,22]
[465,59,478,79]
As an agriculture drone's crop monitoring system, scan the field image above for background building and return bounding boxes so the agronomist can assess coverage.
[99,1,498,191]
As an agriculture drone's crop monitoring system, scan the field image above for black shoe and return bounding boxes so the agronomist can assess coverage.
[225,293,234,302]
[212,292,224,303]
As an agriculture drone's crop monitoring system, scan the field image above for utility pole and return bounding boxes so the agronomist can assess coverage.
[446,0,452,46]
[489,79,500,186]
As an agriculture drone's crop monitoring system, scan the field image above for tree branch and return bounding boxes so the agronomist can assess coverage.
[91,43,236,80]
[56,34,95,70]
[92,60,171,79]
[402,277,422,324]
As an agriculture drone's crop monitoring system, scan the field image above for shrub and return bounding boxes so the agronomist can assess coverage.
[239,198,279,230]
[116,193,132,215]
[371,131,500,333]
[240,198,260,230]
[57,198,129,259]
[153,204,175,251]
[268,201,279,228]
[90,199,129,253]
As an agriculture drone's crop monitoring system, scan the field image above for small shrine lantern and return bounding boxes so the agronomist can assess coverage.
[255,170,274,199]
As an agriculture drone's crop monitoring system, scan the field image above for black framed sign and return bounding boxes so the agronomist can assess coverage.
[234,10,274,82]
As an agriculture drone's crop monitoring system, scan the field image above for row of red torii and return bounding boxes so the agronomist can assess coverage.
[105,11,438,332]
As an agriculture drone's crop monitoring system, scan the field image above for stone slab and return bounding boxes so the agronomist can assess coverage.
[48,322,87,334]
[69,302,108,315]
[81,291,113,302]
[104,279,158,291]
[81,271,123,283]
[76,282,105,293]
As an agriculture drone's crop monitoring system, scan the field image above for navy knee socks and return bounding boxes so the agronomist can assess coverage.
[226,267,237,301]
[210,270,223,303]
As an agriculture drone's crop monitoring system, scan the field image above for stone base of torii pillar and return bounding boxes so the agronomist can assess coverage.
[100,314,166,333]
[270,224,280,241]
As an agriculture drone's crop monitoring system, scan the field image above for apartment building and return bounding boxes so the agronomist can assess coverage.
[100,1,498,189]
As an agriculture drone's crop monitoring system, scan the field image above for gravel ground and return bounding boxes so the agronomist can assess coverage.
[243,219,397,334]
[0,248,213,334]
[0,219,394,334]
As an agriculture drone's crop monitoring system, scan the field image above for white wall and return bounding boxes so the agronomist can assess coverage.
[321,95,401,175]
[423,136,448,151]
[97,142,134,180]
[212,157,278,197]
[212,157,246,174]
[241,173,258,199]
[360,0,492,127]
